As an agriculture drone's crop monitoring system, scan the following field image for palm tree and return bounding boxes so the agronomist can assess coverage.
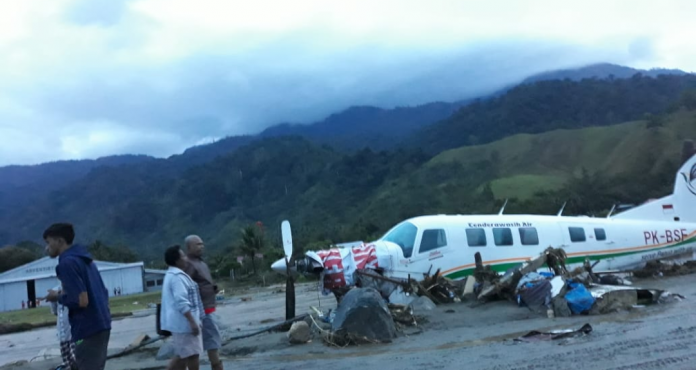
[239,225,264,275]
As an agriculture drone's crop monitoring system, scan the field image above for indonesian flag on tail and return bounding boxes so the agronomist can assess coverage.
[663,204,674,214]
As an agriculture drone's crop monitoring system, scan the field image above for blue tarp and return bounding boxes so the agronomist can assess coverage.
[565,282,595,314]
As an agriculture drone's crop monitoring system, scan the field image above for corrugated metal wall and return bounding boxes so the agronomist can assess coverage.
[0,266,145,312]
[0,281,28,312]
[101,266,144,296]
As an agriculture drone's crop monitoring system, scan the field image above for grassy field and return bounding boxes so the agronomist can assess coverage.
[429,110,696,199]
[0,291,162,326]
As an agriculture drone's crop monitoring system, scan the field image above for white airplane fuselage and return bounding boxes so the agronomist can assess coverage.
[372,214,696,281]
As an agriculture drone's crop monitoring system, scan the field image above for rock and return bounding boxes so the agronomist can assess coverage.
[552,296,572,317]
[409,296,437,313]
[156,340,175,360]
[287,321,311,344]
[331,288,396,344]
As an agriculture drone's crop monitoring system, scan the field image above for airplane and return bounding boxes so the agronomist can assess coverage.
[272,150,696,296]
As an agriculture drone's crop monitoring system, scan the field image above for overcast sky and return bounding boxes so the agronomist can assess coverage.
[1,0,695,166]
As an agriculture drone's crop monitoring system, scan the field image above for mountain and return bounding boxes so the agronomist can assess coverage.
[407,73,696,155]
[3,64,696,262]
[0,155,153,192]
[521,63,688,85]
[259,101,467,151]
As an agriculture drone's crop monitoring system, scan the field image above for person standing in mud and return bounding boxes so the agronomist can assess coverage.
[49,284,78,370]
[184,235,224,370]
[161,245,204,370]
[43,223,112,370]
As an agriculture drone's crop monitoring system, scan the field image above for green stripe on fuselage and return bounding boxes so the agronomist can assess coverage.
[443,235,696,280]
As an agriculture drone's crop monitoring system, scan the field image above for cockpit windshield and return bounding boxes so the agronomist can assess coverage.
[381,221,417,258]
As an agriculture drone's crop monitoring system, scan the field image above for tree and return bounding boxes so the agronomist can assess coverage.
[238,225,265,275]
[88,240,138,263]
[0,246,41,273]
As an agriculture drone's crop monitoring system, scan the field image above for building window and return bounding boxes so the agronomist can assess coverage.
[156,279,163,285]
[466,228,487,247]
[146,281,155,287]
[594,228,606,241]
[493,228,513,246]
[519,227,539,245]
[569,227,586,242]
[419,229,447,253]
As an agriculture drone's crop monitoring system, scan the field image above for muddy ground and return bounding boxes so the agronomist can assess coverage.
[3,275,696,370]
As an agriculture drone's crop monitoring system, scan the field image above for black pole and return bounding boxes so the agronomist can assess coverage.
[285,257,295,320]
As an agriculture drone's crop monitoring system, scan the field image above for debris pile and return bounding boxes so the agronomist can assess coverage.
[414,247,688,319]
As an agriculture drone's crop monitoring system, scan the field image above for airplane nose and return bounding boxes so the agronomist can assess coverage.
[271,258,288,275]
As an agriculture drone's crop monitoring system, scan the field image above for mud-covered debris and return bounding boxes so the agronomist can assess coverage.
[515,323,593,342]
[388,304,417,326]
[599,275,632,286]
[633,260,696,278]
[552,296,572,317]
[589,289,637,314]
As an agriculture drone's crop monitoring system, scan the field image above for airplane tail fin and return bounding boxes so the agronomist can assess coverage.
[613,141,696,222]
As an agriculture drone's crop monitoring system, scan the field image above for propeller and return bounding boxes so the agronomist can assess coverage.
[281,220,295,320]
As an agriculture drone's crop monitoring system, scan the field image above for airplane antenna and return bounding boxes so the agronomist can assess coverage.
[498,199,508,215]
[606,204,616,218]
[556,202,567,217]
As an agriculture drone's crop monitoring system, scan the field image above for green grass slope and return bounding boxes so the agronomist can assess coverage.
[429,110,696,200]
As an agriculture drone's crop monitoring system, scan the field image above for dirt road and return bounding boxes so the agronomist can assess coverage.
[4,275,696,370]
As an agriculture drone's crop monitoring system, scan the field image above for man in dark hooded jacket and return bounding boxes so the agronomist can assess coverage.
[43,223,112,370]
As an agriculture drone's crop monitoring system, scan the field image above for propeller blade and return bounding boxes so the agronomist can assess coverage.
[281,220,293,259]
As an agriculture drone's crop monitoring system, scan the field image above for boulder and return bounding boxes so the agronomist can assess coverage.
[331,288,396,344]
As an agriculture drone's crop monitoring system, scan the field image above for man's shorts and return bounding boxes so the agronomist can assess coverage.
[74,330,110,370]
[202,313,222,351]
[171,331,203,359]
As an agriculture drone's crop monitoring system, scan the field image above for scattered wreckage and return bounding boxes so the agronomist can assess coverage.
[300,247,687,346]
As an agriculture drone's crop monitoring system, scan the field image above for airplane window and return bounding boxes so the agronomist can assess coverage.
[466,228,487,247]
[519,227,539,245]
[493,228,513,246]
[594,228,607,241]
[419,229,447,253]
[569,227,586,242]
[382,221,418,258]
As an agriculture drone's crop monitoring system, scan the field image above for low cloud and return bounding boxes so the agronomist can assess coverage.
[0,0,694,165]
